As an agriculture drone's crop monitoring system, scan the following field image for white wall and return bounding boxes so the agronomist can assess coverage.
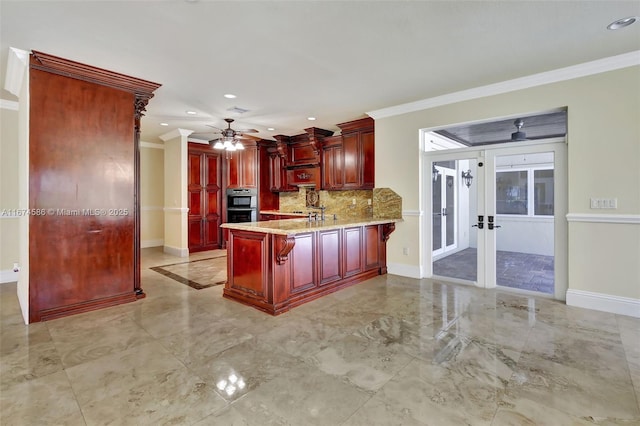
[374,63,640,313]
[140,142,164,248]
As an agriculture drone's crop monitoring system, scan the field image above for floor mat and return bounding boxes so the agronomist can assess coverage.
[150,255,227,290]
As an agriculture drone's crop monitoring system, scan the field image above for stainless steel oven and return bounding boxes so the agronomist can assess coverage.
[227,188,257,223]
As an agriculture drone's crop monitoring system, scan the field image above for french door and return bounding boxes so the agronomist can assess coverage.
[432,164,458,258]
[424,139,567,300]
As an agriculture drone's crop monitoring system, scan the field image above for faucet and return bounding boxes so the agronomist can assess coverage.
[311,205,326,221]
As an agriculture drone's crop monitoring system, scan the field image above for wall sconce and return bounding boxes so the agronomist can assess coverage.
[432,165,440,182]
[461,170,473,188]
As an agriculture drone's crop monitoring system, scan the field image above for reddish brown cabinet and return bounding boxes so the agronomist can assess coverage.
[226,141,258,189]
[321,135,344,190]
[188,143,222,252]
[335,117,375,190]
[27,51,160,322]
[222,220,396,315]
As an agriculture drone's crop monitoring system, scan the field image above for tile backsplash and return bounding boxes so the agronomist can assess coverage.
[278,187,402,220]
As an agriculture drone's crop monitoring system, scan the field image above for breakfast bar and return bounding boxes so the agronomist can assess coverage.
[221,217,397,315]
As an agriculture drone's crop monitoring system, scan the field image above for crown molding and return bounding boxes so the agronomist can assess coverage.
[4,47,29,97]
[367,50,640,120]
[159,128,193,142]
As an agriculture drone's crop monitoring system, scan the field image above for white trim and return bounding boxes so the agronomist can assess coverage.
[163,207,189,213]
[0,99,19,110]
[159,128,193,141]
[402,210,422,217]
[141,239,163,248]
[163,245,189,258]
[187,137,210,144]
[141,205,164,212]
[140,141,165,150]
[368,50,640,119]
[4,47,29,97]
[566,289,640,319]
[0,269,19,284]
[566,213,640,224]
[387,263,422,279]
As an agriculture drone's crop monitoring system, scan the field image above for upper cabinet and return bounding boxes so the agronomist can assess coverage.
[226,140,258,189]
[326,117,375,190]
[265,117,374,192]
[321,135,344,190]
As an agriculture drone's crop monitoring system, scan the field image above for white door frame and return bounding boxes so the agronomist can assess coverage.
[432,165,458,259]
[421,137,568,301]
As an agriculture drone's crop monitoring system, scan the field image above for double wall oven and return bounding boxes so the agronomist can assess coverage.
[226,188,257,223]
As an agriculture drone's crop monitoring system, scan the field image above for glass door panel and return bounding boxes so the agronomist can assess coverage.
[432,158,479,284]
[490,151,556,294]
[432,172,442,252]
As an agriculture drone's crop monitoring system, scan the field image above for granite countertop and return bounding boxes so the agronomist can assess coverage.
[221,216,399,236]
[259,210,308,217]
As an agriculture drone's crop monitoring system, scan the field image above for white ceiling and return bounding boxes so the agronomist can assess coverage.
[2,1,639,142]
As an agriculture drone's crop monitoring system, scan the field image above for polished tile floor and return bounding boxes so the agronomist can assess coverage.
[433,248,555,294]
[1,247,638,425]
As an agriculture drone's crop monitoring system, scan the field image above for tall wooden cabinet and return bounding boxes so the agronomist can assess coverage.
[28,51,160,322]
[188,143,222,252]
[336,117,375,190]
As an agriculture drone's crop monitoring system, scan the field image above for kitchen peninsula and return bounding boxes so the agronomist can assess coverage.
[221,217,397,315]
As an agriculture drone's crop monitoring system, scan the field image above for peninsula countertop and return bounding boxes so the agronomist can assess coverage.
[221,216,400,236]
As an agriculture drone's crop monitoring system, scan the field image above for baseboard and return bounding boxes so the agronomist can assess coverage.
[141,239,164,248]
[0,269,19,284]
[163,245,189,258]
[566,289,640,318]
[387,262,422,279]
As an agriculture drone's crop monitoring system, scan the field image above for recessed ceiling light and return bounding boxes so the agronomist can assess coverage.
[267,127,275,131]
[160,122,169,126]
[186,110,197,115]
[307,117,316,121]
[224,94,237,99]
[607,16,637,30]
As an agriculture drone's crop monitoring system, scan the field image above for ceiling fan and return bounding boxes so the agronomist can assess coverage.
[194,118,258,151]
[511,118,528,141]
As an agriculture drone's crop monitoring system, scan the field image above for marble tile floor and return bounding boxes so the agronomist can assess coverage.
[1,247,638,425]
[433,248,555,294]
[150,250,228,290]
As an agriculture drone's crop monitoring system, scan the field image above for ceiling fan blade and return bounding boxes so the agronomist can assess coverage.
[205,125,224,132]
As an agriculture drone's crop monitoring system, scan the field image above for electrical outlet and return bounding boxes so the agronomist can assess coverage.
[13,263,20,273]
[352,198,357,205]
[402,247,409,256]
[590,198,618,209]
[367,199,372,206]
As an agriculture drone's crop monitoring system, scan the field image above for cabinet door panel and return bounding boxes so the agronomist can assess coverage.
[240,146,258,188]
[290,233,316,293]
[343,227,363,277]
[342,133,361,188]
[364,225,380,270]
[289,142,317,166]
[319,230,341,285]
[188,145,221,252]
[361,130,375,189]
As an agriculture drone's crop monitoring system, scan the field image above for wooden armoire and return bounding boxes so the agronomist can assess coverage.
[28,51,161,322]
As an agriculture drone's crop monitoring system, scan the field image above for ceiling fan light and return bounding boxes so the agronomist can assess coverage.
[213,141,225,149]
[235,141,245,150]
